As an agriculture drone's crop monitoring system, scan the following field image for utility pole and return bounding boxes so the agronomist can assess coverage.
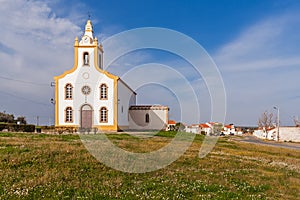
[37,116,39,126]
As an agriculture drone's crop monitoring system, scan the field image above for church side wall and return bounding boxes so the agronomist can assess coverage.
[117,81,136,129]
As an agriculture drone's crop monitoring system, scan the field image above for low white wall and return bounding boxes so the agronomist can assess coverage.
[279,127,300,142]
[254,127,300,142]
[253,129,276,140]
[185,126,199,134]
[253,130,264,139]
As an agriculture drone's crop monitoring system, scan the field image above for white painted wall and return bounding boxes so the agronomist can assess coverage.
[57,47,115,127]
[278,127,300,142]
[253,127,300,142]
[56,20,170,131]
[129,108,167,130]
[185,126,199,134]
[117,80,136,128]
[200,127,212,135]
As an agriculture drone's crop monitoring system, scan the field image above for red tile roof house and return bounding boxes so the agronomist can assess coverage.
[253,127,277,140]
[199,123,212,135]
[166,120,176,131]
[222,124,236,135]
[185,124,200,134]
[185,123,213,134]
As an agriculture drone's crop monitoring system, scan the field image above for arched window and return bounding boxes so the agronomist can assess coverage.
[65,83,73,99]
[145,113,150,123]
[100,84,108,99]
[83,52,89,65]
[65,107,73,122]
[100,107,108,123]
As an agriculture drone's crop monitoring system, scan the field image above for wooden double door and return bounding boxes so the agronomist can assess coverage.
[81,104,93,129]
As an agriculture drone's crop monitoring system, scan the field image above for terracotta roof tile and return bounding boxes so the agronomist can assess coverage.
[168,120,176,125]
[200,124,210,128]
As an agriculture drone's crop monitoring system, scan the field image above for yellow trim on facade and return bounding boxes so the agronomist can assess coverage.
[114,77,118,129]
[54,42,79,81]
[94,37,98,46]
[94,45,98,70]
[93,45,120,131]
[55,79,59,126]
[54,32,124,131]
[54,39,79,126]
[93,125,118,131]
[55,125,80,128]
[94,47,119,80]
[117,126,129,130]
[77,45,97,48]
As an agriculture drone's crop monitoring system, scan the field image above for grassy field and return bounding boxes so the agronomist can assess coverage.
[0,131,299,199]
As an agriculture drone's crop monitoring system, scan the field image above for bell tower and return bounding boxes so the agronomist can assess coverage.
[76,20,104,69]
[79,20,94,45]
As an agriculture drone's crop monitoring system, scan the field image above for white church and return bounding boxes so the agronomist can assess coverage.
[54,20,169,132]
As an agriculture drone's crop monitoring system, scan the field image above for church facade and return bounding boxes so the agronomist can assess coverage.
[54,20,168,132]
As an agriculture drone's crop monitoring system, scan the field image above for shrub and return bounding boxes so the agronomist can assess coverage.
[0,123,8,131]
[23,125,35,132]
[3,124,35,132]
[0,112,14,123]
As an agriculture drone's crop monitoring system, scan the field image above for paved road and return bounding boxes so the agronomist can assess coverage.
[232,135,300,151]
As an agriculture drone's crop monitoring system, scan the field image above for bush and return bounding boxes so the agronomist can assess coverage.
[23,124,35,132]
[0,112,14,123]
[0,123,8,131]
[1,124,35,132]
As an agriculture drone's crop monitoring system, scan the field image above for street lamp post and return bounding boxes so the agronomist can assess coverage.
[273,106,280,141]
[50,98,55,126]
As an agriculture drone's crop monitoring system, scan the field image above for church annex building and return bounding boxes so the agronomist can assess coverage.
[54,20,169,132]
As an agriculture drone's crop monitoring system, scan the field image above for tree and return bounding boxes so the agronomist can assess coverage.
[258,110,275,129]
[175,122,185,131]
[16,116,27,125]
[0,112,14,123]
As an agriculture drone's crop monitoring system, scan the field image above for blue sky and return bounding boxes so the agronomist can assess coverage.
[1,0,300,126]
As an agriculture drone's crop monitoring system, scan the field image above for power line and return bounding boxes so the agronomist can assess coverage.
[0,75,49,87]
[0,90,51,107]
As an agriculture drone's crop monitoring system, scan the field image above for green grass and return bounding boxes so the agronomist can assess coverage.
[0,132,299,199]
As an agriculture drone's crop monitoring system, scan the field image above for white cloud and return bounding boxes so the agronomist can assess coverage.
[0,0,82,123]
[2,1,299,127]
[100,12,300,126]
[215,13,300,71]
[214,12,300,125]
